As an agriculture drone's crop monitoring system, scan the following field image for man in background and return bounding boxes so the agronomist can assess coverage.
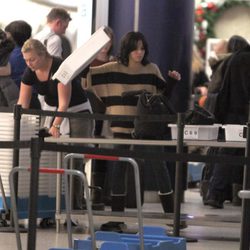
[35,7,72,59]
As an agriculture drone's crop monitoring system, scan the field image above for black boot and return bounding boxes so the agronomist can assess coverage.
[91,173,105,210]
[111,195,126,212]
[206,191,224,209]
[158,191,174,213]
[200,180,209,205]
[91,187,105,210]
[232,183,242,206]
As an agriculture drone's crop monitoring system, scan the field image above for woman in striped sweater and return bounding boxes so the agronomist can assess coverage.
[87,31,180,212]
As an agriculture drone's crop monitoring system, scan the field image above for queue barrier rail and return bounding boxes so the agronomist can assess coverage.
[239,190,250,199]
[3,105,250,249]
[9,166,94,250]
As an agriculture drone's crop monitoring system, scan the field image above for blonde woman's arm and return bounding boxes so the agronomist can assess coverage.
[49,82,71,137]
[17,82,32,108]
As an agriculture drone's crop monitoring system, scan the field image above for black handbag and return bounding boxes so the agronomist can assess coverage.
[185,104,215,125]
[133,90,176,139]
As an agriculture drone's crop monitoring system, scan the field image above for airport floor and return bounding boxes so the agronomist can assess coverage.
[0,187,242,250]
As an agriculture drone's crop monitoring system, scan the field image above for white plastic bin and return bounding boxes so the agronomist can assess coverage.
[169,124,219,140]
[223,125,246,141]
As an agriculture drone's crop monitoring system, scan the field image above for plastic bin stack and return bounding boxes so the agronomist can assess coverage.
[0,113,58,219]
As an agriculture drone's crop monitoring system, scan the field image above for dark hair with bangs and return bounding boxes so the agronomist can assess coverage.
[0,29,15,66]
[118,31,149,66]
[5,20,32,47]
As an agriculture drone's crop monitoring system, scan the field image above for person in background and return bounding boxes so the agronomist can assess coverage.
[4,20,40,109]
[5,20,32,88]
[91,27,114,67]
[0,29,19,107]
[17,39,94,211]
[34,7,71,59]
[204,35,250,208]
[35,7,72,110]
[84,26,115,209]
[191,44,209,105]
[86,31,180,214]
[195,39,228,108]
[204,36,248,115]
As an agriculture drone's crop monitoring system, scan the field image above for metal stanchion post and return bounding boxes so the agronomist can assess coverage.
[11,105,22,227]
[27,138,41,250]
[173,113,185,236]
[240,103,250,250]
[13,104,22,169]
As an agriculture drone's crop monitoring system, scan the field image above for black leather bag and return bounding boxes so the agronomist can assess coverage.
[185,104,215,125]
[133,90,176,139]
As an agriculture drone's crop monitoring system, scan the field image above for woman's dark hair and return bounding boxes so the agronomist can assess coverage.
[227,35,249,53]
[118,31,149,66]
[5,20,32,47]
[0,29,15,66]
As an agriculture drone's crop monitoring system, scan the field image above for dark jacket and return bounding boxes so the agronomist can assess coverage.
[213,46,250,124]
[0,76,19,107]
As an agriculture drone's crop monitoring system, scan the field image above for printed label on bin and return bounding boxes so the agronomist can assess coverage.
[184,127,199,139]
[238,128,244,138]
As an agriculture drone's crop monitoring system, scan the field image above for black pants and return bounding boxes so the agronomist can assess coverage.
[208,147,244,201]
[110,134,143,207]
[111,134,173,208]
[134,145,172,194]
[69,113,94,209]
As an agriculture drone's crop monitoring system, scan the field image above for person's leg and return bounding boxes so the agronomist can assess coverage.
[232,148,244,206]
[69,113,94,209]
[165,146,187,203]
[111,143,129,211]
[91,159,106,209]
[145,145,174,213]
[207,148,235,208]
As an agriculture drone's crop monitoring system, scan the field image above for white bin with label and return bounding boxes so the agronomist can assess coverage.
[169,124,220,140]
[223,125,246,142]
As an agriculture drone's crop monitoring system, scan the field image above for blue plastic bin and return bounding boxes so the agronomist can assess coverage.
[74,226,186,250]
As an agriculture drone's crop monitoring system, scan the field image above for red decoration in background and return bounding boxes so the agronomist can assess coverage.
[194,0,249,58]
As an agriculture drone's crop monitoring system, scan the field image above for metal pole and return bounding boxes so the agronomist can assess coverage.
[125,157,144,250]
[10,105,22,227]
[27,138,41,250]
[64,154,96,250]
[13,105,21,168]
[240,103,250,250]
[173,113,185,236]
[9,168,22,250]
[134,0,140,31]
[55,152,62,233]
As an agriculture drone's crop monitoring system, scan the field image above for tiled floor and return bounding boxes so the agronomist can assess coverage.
[0,188,242,250]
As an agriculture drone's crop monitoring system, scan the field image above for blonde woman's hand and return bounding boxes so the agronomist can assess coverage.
[168,70,181,81]
[49,126,60,138]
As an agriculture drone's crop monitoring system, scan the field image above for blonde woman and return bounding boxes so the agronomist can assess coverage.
[18,38,93,210]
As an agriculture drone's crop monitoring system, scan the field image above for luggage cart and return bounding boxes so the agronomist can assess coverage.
[63,153,144,250]
[64,154,186,250]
